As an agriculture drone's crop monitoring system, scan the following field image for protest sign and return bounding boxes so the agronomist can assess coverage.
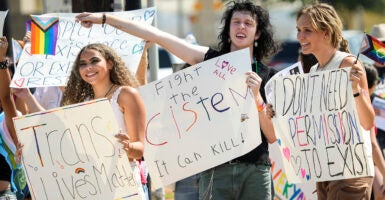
[13,99,142,200]
[0,10,7,36]
[265,61,303,103]
[375,79,385,98]
[268,68,373,183]
[373,96,385,131]
[139,48,261,185]
[270,143,317,200]
[11,8,155,88]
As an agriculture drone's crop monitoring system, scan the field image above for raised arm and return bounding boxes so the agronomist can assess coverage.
[245,71,276,143]
[76,12,209,65]
[135,41,151,85]
[116,86,146,160]
[11,88,45,113]
[0,37,18,145]
[341,57,375,130]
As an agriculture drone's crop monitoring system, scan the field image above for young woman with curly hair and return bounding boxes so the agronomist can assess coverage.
[61,43,147,199]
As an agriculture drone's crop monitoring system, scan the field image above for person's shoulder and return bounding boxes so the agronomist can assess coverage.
[204,48,220,61]
[118,86,139,98]
[117,86,143,110]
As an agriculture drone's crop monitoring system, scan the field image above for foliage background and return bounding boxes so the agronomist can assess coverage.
[278,0,385,32]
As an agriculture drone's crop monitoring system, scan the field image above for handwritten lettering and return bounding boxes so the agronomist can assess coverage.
[279,69,349,116]
[272,68,372,182]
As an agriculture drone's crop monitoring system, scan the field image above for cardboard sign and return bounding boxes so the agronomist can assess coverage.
[139,48,262,185]
[14,99,142,200]
[11,8,155,88]
[268,68,374,183]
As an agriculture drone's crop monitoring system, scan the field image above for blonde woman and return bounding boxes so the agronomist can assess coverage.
[296,3,375,199]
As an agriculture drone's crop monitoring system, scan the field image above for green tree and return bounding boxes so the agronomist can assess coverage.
[281,0,385,14]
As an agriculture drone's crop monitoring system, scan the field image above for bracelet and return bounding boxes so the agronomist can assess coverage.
[0,59,8,69]
[353,88,361,98]
[257,101,266,112]
[102,13,106,27]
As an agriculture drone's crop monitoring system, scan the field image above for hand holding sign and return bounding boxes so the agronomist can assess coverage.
[270,68,374,183]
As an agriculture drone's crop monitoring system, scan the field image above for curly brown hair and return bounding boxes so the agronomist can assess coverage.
[61,43,139,106]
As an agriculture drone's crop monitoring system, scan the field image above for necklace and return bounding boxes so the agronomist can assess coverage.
[318,51,336,71]
[104,84,114,97]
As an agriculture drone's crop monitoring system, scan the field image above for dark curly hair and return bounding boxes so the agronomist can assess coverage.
[218,0,279,61]
[61,43,139,106]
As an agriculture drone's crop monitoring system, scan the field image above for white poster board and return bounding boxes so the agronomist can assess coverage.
[0,10,7,36]
[268,68,374,183]
[265,61,303,103]
[270,143,317,199]
[139,48,262,185]
[373,96,385,131]
[374,81,385,131]
[11,8,155,88]
[13,99,142,200]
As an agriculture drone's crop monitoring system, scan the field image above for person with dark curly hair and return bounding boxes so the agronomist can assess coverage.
[76,1,279,199]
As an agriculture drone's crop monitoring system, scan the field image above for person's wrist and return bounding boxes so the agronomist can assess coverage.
[353,87,361,98]
[0,59,8,69]
[257,101,266,112]
[352,87,360,93]
[101,13,106,27]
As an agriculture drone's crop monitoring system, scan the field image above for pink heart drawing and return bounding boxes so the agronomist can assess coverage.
[13,78,25,87]
[300,168,306,178]
[221,61,229,69]
[283,147,290,162]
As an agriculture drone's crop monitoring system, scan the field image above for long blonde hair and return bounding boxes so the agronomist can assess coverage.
[61,43,139,106]
[297,3,350,53]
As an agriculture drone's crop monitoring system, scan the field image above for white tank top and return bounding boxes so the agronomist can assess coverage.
[109,86,127,133]
[309,51,352,73]
[109,86,146,199]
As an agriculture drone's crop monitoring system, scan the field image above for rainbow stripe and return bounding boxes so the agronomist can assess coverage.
[75,167,85,174]
[360,33,385,65]
[30,16,58,55]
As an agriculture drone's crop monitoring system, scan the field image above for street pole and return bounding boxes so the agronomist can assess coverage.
[147,0,159,82]
[177,0,183,37]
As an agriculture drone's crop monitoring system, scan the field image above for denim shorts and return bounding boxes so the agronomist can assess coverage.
[199,163,273,200]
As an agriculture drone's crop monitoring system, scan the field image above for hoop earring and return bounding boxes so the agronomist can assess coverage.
[254,40,258,47]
